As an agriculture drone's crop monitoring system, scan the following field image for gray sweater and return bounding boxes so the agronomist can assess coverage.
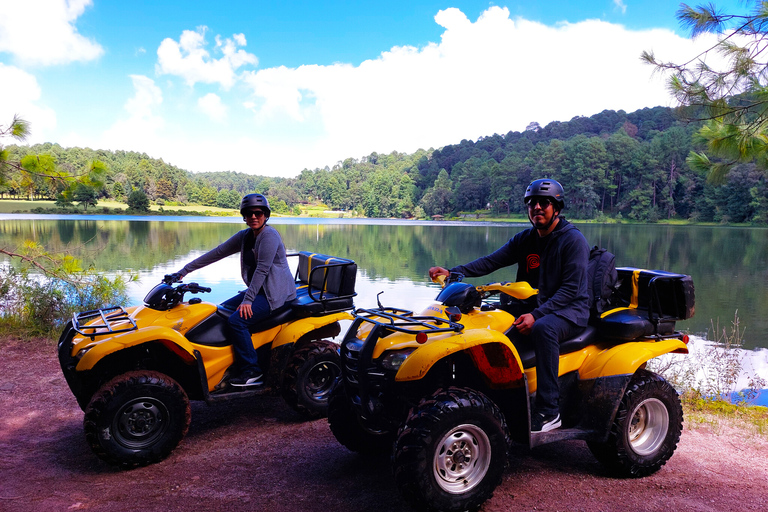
[180,226,296,310]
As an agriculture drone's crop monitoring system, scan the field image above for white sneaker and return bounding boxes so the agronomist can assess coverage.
[531,412,561,433]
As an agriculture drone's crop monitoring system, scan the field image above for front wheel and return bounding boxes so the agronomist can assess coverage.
[281,340,341,418]
[587,369,683,477]
[327,381,395,455]
[83,371,191,469]
[393,387,510,512]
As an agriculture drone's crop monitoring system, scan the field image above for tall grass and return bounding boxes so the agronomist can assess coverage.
[648,312,768,434]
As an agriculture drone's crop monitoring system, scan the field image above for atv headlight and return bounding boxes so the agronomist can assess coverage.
[75,346,92,361]
[381,349,416,371]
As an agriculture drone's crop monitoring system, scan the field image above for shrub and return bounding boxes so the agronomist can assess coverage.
[0,248,133,337]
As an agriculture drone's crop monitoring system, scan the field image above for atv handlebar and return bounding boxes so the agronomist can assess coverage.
[178,283,211,294]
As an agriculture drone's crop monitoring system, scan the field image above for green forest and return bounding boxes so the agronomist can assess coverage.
[3,105,767,224]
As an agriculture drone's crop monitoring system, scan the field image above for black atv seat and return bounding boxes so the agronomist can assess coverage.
[222,251,358,334]
[598,308,676,341]
[508,325,598,369]
[186,253,357,346]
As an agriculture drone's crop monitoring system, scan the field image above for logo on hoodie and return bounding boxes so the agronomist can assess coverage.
[526,254,540,272]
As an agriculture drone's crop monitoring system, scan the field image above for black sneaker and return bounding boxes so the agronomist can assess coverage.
[531,412,561,433]
[230,371,264,387]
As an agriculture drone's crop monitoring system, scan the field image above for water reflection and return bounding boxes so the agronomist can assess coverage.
[1,215,767,350]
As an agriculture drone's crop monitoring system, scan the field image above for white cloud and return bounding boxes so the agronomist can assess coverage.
[614,0,628,15]
[47,6,726,180]
[156,27,258,89]
[0,0,103,65]
[198,93,227,122]
[0,63,57,141]
[100,75,165,153]
[235,6,721,176]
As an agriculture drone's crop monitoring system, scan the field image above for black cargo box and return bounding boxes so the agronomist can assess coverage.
[614,267,695,321]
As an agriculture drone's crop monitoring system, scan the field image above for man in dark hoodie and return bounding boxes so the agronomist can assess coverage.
[429,178,589,433]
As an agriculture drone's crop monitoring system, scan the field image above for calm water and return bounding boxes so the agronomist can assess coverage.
[1,214,767,351]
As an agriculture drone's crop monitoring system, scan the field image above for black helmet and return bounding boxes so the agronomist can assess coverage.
[240,193,271,217]
[524,179,565,210]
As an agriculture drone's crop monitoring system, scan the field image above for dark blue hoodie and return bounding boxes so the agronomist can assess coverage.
[450,218,590,327]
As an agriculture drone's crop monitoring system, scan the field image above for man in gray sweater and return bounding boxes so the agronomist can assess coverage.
[176,194,296,387]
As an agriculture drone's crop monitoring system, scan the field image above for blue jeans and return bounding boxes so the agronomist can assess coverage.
[222,292,272,374]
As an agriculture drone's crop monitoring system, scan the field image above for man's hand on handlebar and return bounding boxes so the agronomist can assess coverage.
[428,266,450,284]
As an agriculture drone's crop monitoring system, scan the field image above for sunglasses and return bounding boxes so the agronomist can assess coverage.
[525,197,553,209]
[244,210,266,218]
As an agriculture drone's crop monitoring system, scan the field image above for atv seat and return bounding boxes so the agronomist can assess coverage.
[186,253,357,346]
[598,308,676,341]
[508,325,598,369]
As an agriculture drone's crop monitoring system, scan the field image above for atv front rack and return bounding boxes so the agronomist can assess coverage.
[351,307,464,340]
[72,306,138,340]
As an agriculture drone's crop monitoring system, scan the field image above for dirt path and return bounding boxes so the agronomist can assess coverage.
[1,336,767,512]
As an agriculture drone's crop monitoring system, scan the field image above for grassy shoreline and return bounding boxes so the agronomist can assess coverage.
[2,199,765,226]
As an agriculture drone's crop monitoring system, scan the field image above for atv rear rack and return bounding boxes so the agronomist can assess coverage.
[72,306,138,340]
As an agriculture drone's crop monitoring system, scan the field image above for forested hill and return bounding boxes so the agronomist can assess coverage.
[4,105,767,224]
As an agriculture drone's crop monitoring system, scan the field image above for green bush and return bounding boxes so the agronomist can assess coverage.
[0,266,132,338]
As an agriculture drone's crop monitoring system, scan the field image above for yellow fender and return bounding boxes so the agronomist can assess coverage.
[75,326,197,371]
[272,311,354,348]
[579,338,689,380]
[396,328,525,387]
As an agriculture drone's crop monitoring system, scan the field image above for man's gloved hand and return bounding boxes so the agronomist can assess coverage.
[164,272,184,284]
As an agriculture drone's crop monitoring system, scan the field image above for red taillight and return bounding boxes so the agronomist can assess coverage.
[416,332,428,344]
[448,312,462,322]
[682,334,689,345]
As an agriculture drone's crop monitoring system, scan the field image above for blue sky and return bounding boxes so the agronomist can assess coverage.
[0,0,750,178]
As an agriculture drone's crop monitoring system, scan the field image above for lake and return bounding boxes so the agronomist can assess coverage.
[2,214,766,344]
[2,213,767,399]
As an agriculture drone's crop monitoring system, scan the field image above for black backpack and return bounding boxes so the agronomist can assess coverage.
[587,246,618,319]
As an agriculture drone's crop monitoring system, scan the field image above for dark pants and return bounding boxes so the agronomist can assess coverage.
[528,314,582,416]
[503,298,582,416]
[222,292,272,374]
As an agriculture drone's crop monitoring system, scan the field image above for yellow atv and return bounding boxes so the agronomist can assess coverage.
[58,251,357,468]
[329,268,694,512]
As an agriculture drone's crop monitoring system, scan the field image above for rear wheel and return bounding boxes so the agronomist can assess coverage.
[393,387,510,512]
[84,371,191,469]
[281,340,341,418]
[588,369,683,477]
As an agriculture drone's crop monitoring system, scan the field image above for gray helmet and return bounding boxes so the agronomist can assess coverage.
[240,193,271,217]
[524,179,565,210]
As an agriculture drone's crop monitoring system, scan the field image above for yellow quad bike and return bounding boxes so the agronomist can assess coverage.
[57,251,357,469]
[328,268,694,512]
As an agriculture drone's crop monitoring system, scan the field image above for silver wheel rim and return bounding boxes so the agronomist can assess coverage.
[433,423,491,494]
[628,398,669,456]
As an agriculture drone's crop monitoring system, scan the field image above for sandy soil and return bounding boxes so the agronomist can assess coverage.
[1,336,767,512]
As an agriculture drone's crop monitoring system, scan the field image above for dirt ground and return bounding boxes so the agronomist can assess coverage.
[2,336,767,512]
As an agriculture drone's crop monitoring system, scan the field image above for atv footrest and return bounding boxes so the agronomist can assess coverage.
[530,427,592,448]
[205,386,273,404]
